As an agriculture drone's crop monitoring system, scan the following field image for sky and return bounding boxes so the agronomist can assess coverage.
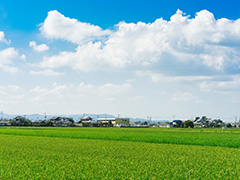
[0,0,240,122]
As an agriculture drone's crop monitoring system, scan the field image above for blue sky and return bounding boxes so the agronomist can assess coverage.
[0,0,240,122]
[1,0,240,30]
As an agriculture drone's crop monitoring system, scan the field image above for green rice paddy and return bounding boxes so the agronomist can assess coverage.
[0,127,239,179]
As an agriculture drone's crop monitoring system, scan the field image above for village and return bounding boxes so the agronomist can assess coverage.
[0,115,239,128]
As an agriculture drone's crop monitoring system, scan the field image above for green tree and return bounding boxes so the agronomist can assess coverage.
[45,120,53,126]
[184,120,194,128]
[194,117,200,122]
[204,121,209,128]
[226,123,232,128]
[69,119,74,124]
[201,116,207,122]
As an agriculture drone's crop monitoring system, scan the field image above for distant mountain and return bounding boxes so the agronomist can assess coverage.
[1,113,149,122]
[1,113,15,120]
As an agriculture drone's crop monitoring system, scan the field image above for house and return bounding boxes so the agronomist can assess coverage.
[11,116,32,126]
[207,119,224,128]
[171,120,182,127]
[33,120,46,126]
[97,118,130,127]
[0,119,8,126]
[79,116,99,127]
[194,119,207,127]
[131,121,149,128]
[13,116,27,123]
[193,117,212,128]
[158,122,171,128]
[49,117,74,127]
[212,119,223,124]
[232,122,240,128]
[80,116,92,122]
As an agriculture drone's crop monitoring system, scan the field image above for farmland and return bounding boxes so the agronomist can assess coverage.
[0,127,239,179]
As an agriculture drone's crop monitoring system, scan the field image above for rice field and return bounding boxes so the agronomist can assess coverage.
[0,127,239,179]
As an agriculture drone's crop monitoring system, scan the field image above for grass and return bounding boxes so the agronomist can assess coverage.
[0,127,239,148]
[0,127,239,179]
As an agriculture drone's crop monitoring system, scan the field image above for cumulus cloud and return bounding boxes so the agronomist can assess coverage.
[20,54,26,60]
[0,47,24,73]
[39,9,240,74]
[199,75,240,93]
[0,48,18,64]
[77,82,94,91]
[40,10,111,44]
[0,31,11,44]
[40,42,105,71]
[30,82,73,102]
[30,69,64,76]
[29,41,49,52]
[171,92,203,103]
[128,95,146,101]
[31,82,132,102]
[136,70,212,83]
[0,85,24,105]
[98,83,132,95]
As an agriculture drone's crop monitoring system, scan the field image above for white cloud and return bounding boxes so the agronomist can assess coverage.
[0,47,23,73]
[0,48,18,64]
[136,71,212,83]
[125,79,136,83]
[0,31,11,45]
[77,82,94,91]
[197,75,240,104]
[199,75,240,93]
[40,42,104,71]
[200,54,224,70]
[30,69,64,76]
[231,95,240,103]
[20,54,26,60]
[30,82,132,103]
[0,85,24,105]
[171,92,203,103]
[40,10,111,44]
[29,41,49,52]
[39,10,240,74]
[97,83,132,95]
[128,95,146,101]
[105,97,116,101]
[30,83,73,102]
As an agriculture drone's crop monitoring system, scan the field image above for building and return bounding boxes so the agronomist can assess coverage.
[157,122,171,128]
[49,117,74,127]
[79,116,99,127]
[194,119,206,127]
[0,119,8,126]
[97,118,130,127]
[11,116,32,126]
[171,120,183,127]
[13,116,27,123]
[212,119,223,124]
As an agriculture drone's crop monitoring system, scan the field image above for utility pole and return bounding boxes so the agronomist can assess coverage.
[1,111,2,121]
[147,116,152,126]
